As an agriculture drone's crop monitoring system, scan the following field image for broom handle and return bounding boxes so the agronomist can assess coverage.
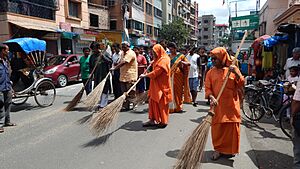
[126,64,152,94]
[216,30,248,102]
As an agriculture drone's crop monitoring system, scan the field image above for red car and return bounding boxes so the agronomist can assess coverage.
[44,54,82,87]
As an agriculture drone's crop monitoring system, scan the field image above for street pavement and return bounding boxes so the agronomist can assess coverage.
[0,83,294,169]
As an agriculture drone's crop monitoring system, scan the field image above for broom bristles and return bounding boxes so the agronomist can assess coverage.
[89,94,126,136]
[132,91,149,106]
[64,88,84,111]
[174,114,213,169]
[83,73,110,111]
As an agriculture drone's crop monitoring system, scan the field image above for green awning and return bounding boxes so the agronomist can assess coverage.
[61,32,78,39]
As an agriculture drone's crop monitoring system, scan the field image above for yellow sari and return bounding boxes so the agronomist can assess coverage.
[169,53,192,113]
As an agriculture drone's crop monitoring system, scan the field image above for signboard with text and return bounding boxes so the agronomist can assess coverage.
[231,14,259,30]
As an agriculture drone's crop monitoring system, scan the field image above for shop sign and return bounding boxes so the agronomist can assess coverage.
[231,14,259,30]
[84,30,99,35]
[79,34,96,41]
[59,22,71,32]
[73,28,84,34]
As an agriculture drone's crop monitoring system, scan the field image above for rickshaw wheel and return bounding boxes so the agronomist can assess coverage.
[34,80,56,107]
[12,96,29,105]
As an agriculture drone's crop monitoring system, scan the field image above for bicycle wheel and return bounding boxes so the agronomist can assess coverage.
[34,80,56,107]
[242,89,266,121]
[279,103,292,139]
[12,96,29,105]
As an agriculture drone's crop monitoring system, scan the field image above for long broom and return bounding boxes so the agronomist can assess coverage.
[64,52,103,111]
[173,30,248,169]
[82,72,111,111]
[89,64,152,136]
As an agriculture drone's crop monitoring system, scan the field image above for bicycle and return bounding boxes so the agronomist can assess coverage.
[242,80,292,139]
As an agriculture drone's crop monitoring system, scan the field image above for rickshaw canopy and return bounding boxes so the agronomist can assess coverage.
[5,38,46,54]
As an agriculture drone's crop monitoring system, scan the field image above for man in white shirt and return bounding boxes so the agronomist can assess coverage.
[187,47,200,107]
[111,43,122,99]
[284,47,300,79]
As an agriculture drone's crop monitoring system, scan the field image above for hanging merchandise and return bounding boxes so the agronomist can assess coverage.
[261,46,273,69]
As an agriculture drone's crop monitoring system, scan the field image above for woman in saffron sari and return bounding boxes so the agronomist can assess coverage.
[205,47,244,160]
[168,42,192,113]
[141,44,172,128]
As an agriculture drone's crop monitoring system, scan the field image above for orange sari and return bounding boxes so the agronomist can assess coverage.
[147,44,172,124]
[169,53,192,113]
[205,47,245,155]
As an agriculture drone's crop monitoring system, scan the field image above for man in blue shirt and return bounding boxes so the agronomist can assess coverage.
[0,43,15,133]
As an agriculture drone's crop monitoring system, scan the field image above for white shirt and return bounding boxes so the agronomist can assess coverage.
[288,75,299,83]
[112,51,122,65]
[294,79,300,101]
[187,53,200,78]
[284,57,300,78]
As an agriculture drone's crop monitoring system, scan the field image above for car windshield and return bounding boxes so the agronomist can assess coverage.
[48,56,67,65]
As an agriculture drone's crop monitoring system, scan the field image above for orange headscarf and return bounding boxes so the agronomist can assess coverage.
[152,44,170,73]
[210,47,234,67]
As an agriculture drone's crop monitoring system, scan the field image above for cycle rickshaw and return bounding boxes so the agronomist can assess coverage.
[5,38,56,107]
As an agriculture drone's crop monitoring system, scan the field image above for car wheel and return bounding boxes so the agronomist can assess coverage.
[57,75,68,87]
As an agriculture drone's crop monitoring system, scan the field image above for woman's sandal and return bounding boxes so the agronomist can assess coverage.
[211,151,222,161]
[142,121,156,127]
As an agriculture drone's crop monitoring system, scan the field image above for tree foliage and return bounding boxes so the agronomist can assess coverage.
[160,18,190,47]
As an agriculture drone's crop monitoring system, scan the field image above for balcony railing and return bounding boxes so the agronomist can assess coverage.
[0,0,56,20]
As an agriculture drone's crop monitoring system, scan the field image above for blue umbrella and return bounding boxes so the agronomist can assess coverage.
[5,37,46,54]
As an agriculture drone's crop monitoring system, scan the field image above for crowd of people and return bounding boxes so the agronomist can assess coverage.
[74,40,245,160]
[70,42,300,167]
[1,40,300,168]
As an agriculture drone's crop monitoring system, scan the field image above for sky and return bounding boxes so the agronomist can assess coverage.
[196,0,267,24]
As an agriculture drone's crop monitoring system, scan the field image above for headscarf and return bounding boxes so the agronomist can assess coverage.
[152,44,170,73]
[210,47,234,67]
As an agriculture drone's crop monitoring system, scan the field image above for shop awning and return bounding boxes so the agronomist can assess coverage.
[9,20,59,32]
[60,32,79,39]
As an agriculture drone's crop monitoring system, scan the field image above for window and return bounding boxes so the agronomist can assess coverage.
[1,0,56,20]
[147,25,152,35]
[134,20,143,31]
[169,14,171,21]
[110,20,117,30]
[146,3,152,15]
[204,28,208,31]
[190,7,195,14]
[69,0,80,18]
[134,0,144,8]
[104,0,115,6]
[154,7,162,18]
[90,13,98,27]
[126,20,132,29]
[203,35,208,39]
[219,31,222,37]
[154,27,160,37]
[204,20,209,23]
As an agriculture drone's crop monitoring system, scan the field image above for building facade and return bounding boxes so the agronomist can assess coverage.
[0,0,110,55]
[214,24,229,47]
[198,15,216,48]
[98,0,163,46]
[259,0,288,36]
[161,0,175,24]
[175,0,199,45]
[274,0,300,27]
